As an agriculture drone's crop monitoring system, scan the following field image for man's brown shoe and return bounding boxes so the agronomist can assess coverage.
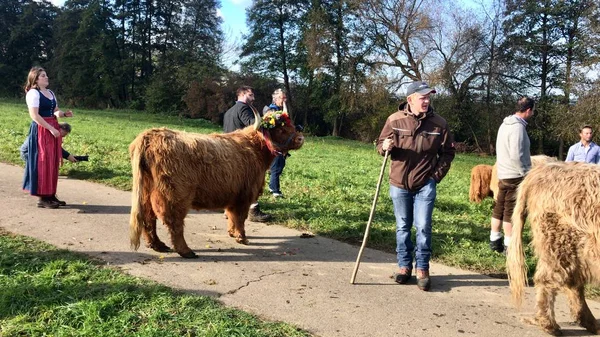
[392,267,412,284]
[416,269,431,291]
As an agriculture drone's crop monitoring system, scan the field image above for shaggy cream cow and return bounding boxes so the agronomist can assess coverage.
[507,161,600,335]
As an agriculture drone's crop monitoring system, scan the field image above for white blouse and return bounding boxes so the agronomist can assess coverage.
[26,89,57,109]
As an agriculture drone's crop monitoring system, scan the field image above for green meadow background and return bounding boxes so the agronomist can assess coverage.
[5,99,598,336]
[0,99,518,275]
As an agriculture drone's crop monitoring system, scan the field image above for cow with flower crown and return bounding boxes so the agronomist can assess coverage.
[128,108,304,258]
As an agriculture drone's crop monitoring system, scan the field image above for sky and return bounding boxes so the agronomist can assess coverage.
[219,0,251,42]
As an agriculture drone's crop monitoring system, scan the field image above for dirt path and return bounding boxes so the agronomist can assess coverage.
[1,162,599,336]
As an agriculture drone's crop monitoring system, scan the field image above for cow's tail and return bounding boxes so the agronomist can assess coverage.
[506,178,529,308]
[129,135,147,251]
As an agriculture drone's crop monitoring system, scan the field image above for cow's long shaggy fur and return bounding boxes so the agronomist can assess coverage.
[129,122,303,258]
[507,161,600,335]
[468,155,556,203]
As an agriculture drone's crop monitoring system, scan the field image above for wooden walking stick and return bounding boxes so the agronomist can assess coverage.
[350,149,390,284]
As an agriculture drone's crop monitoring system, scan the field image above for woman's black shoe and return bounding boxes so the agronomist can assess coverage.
[37,197,59,209]
[50,195,67,206]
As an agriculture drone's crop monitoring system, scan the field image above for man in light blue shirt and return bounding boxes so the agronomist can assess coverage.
[565,125,600,164]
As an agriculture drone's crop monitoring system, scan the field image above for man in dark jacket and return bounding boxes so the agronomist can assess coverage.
[223,86,258,133]
[376,81,455,291]
[222,85,272,222]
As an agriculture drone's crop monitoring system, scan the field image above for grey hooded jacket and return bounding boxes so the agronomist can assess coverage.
[495,114,531,179]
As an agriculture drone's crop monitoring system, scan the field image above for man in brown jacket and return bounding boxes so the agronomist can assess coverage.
[377,81,455,291]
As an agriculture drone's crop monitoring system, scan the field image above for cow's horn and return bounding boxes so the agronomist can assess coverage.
[251,105,261,131]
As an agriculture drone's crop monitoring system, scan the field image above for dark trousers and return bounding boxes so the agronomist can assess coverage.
[269,154,286,193]
[491,177,523,222]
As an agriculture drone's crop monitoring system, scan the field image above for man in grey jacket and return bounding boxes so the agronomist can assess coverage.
[489,97,535,253]
[222,86,272,222]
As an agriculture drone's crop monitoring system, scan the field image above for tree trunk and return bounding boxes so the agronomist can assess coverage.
[558,137,564,160]
[304,72,313,128]
[277,11,293,120]
[332,116,339,137]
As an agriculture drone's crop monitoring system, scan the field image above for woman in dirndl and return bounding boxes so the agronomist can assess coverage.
[22,66,73,208]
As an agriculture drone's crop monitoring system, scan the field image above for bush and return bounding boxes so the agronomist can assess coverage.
[182,79,227,123]
[145,71,183,114]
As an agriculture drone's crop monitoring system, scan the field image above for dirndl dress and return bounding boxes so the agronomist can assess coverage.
[22,89,62,196]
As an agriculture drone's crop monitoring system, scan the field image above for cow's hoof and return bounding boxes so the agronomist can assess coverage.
[540,322,562,336]
[581,322,598,334]
[179,251,198,259]
[521,317,559,336]
[148,242,172,252]
[235,237,249,245]
[542,327,562,336]
[228,231,235,238]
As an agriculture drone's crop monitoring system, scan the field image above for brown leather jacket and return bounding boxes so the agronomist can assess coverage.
[376,102,456,191]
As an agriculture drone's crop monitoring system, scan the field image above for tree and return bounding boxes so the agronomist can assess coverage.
[358,0,436,87]
[0,0,57,96]
[295,0,373,136]
[479,0,506,154]
[52,0,121,107]
[240,0,305,118]
[551,0,600,158]
[427,4,489,147]
[148,0,224,114]
[502,0,563,153]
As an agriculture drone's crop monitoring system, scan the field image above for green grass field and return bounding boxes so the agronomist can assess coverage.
[0,99,517,275]
[4,99,600,334]
[0,230,310,337]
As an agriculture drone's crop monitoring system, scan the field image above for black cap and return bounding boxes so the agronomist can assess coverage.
[406,81,436,96]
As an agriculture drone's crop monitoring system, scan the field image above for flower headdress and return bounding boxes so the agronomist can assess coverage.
[260,110,292,129]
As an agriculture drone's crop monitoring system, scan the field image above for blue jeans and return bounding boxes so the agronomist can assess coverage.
[390,179,437,271]
[269,154,286,194]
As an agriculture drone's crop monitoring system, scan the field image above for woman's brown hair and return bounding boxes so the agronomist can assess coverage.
[24,66,45,93]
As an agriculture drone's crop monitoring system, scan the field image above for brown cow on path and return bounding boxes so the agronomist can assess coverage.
[507,161,600,335]
[129,108,304,258]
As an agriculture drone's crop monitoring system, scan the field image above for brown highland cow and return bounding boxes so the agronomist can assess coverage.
[507,161,600,335]
[468,164,495,202]
[468,155,556,203]
[129,109,304,258]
